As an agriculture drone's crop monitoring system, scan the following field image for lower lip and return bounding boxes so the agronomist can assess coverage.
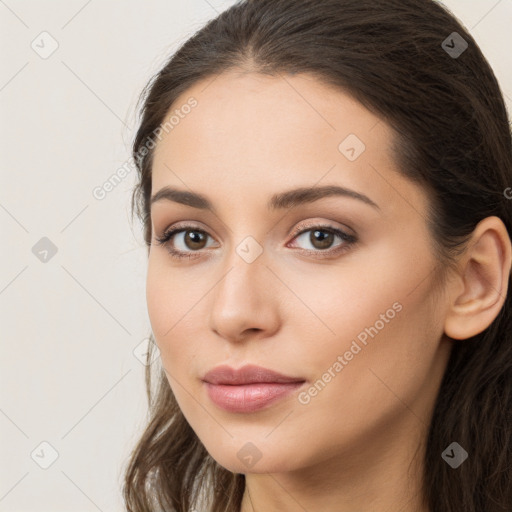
[204,381,305,413]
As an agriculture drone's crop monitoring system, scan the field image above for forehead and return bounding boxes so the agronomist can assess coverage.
[153,70,385,165]
[150,71,425,217]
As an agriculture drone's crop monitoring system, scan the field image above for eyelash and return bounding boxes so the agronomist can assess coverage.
[154,222,357,261]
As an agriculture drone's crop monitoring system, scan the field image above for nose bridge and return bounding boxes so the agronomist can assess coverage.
[214,239,267,311]
[208,235,280,341]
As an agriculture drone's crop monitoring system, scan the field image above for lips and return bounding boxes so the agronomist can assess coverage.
[202,364,306,413]
[202,364,305,385]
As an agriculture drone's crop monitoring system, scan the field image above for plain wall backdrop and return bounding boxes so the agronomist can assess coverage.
[1,0,511,510]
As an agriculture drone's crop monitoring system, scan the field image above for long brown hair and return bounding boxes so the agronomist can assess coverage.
[123,1,512,510]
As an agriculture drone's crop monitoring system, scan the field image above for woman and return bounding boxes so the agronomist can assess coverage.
[123,0,512,510]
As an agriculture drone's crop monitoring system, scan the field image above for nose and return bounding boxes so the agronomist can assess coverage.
[209,253,281,344]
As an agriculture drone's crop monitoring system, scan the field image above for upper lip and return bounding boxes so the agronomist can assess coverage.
[202,364,305,385]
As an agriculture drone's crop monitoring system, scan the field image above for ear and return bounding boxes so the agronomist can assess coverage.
[444,216,512,340]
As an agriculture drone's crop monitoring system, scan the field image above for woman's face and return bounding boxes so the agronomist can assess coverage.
[147,71,453,475]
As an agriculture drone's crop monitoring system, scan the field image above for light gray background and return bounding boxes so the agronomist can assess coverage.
[1,1,511,511]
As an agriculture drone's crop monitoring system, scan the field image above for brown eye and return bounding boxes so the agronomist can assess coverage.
[287,223,357,258]
[183,230,208,250]
[292,227,350,252]
[308,229,335,250]
[155,226,216,258]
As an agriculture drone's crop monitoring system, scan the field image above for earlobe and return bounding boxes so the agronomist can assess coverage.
[444,216,512,341]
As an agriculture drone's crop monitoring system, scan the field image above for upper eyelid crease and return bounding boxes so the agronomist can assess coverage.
[149,184,380,213]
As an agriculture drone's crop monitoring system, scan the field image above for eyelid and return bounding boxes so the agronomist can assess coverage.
[155,219,357,259]
[288,219,355,239]
[157,218,354,241]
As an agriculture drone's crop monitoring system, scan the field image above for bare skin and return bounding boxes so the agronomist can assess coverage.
[146,70,511,512]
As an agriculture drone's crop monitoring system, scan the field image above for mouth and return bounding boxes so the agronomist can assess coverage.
[202,363,305,385]
[202,364,306,413]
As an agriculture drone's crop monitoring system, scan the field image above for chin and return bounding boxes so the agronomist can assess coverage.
[204,443,299,475]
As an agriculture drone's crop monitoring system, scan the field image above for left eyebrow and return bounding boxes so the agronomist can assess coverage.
[268,185,380,211]
[150,184,380,212]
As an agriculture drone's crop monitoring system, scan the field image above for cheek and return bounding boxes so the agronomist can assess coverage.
[284,247,425,351]
[146,259,188,356]
[290,239,440,392]
[298,261,441,418]
[146,266,198,413]
[146,257,210,377]
[146,263,175,341]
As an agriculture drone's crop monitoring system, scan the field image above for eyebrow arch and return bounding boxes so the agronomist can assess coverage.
[150,184,380,212]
